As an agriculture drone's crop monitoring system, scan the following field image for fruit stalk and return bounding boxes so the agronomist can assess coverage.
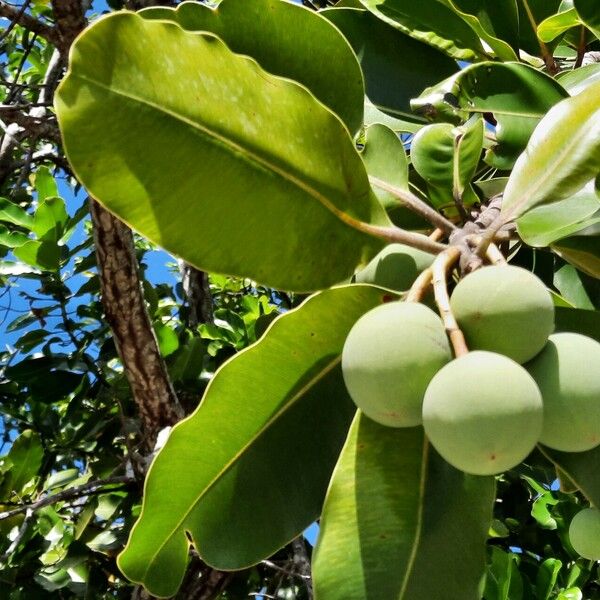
[406,268,433,303]
[432,247,469,357]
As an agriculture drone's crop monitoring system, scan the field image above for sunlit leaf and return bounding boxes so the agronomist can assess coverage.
[118,285,394,598]
[56,14,389,292]
[516,181,600,247]
[141,0,364,134]
[502,80,600,220]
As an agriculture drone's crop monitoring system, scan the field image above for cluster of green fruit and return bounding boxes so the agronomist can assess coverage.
[343,249,600,481]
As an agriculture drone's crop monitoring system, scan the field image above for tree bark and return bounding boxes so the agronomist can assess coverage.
[90,199,183,445]
[178,261,214,327]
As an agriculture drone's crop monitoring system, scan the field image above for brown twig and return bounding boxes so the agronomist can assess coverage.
[0,476,135,521]
[369,176,457,234]
[361,222,448,255]
[0,1,59,45]
[432,247,468,357]
[575,25,587,69]
[521,0,557,74]
[406,268,433,303]
[429,228,445,242]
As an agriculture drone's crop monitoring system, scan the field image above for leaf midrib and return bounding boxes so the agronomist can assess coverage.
[70,72,367,232]
[398,438,430,599]
[140,354,343,581]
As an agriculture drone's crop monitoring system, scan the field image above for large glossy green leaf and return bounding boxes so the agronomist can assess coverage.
[141,0,364,134]
[502,80,600,221]
[516,181,600,247]
[56,13,387,292]
[320,8,456,121]
[573,0,600,38]
[313,414,495,600]
[118,285,393,598]
[552,236,600,279]
[440,0,519,60]
[412,62,567,169]
[558,64,600,96]
[411,116,483,213]
[358,0,485,60]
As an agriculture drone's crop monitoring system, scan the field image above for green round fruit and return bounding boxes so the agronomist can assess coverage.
[450,265,554,364]
[342,302,452,427]
[527,332,600,452]
[422,351,543,475]
[354,244,434,291]
[569,508,600,560]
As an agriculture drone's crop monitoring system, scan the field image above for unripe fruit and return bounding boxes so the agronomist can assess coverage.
[569,508,600,560]
[527,333,600,452]
[450,265,554,364]
[354,244,434,291]
[342,302,451,427]
[422,351,543,475]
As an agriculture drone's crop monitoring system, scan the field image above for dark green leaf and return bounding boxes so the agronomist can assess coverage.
[536,558,562,600]
[410,115,483,212]
[321,8,457,121]
[539,445,600,507]
[313,414,495,600]
[358,0,486,60]
[118,285,393,597]
[441,0,519,60]
[483,546,523,600]
[553,265,594,309]
[555,306,600,342]
[360,124,428,228]
[573,0,600,38]
[517,0,562,57]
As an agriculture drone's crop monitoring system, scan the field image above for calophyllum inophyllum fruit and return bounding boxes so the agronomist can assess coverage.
[423,351,543,475]
[569,508,600,560]
[354,243,434,292]
[450,265,554,364]
[342,302,452,427]
[527,332,600,452]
